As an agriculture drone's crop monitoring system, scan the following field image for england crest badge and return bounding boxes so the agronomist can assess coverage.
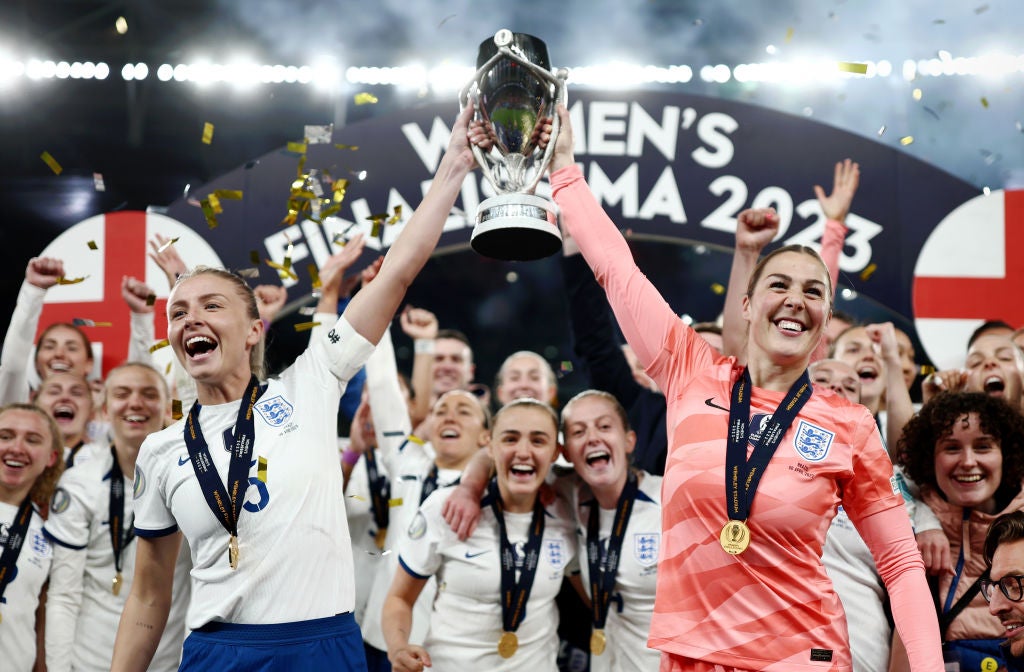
[256,395,294,427]
[792,420,835,462]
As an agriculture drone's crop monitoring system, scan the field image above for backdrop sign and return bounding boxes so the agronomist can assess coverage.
[39,91,1001,373]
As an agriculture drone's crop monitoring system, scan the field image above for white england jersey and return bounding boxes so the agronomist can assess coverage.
[398,485,576,671]
[345,443,390,624]
[132,317,373,628]
[565,473,662,672]
[0,503,51,672]
[360,436,457,650]
[44,448,191,672]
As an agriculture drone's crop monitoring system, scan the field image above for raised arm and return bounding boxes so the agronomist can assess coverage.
[867,322,915,458]
[122,276,159,364]
[344,105,476,345]
[813,158,859,290]
[399,306,439,428]
[0,257,64,404]
[721,208,780,362]
[547,105,700,380]
[110,533,182,672]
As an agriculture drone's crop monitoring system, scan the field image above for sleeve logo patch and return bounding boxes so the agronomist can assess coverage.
[50,487,71,514]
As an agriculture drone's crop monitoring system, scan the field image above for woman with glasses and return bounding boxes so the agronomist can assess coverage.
[898,392,1024,671]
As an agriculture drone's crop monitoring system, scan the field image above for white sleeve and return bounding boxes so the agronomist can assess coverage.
[396,493,447,579]
[306,315,375,387]
[128,311,156,363]
[133,436,177,535]
[365,326,413,472]
[44,543,87,672]
[0,280,45,404]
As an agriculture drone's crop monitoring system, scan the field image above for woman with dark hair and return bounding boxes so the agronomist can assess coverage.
[0,402,65,671]
[897,391,1024,671]
[110,103,478,672]
[527,104,942,670]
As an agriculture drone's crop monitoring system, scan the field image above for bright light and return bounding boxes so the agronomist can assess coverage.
[55,61,71,79]
[41,60,57,78]
[876,60,892,77]
[428,63,473,92]
[94,62,109,79]
[115,16,128,35]
[157,64,173,81]
[766,44,777,55]
[121,63,135,80]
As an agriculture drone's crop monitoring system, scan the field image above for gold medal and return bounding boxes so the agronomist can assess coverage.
[719,520,751,555]
[229,535,240,570]
[374,528,387,550]
[590,629,607,655]
[497,631,519,658]
[112,572,123,596]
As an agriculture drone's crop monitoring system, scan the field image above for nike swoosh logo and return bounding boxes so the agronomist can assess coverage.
[464,550,490,559]
[705,398,729,412]
[178,456,190,466]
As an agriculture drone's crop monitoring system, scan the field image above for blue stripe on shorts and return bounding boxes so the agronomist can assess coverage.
[179,612,366,671]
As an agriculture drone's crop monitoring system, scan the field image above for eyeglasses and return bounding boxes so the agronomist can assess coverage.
[980,574,1024,603]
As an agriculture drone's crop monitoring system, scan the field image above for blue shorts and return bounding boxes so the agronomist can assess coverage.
[180,612,367,671]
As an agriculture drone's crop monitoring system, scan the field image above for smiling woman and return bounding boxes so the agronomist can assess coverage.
[897,392,1024,670]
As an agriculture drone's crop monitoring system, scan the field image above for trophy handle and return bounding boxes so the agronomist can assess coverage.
[459,47,569,195]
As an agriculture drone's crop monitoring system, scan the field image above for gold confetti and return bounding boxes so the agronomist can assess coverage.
[93,173,106,191]
[287,141,308,154]
[72,318,112,327]
[388,498,403,507]
[919,364,937,376]
[40,151,63,175]
[156,237,180,253]
[171,399,183,420]
[387,205,403,226]
[368,212,387,239]
[859,262,878,281]
[981,97,989,108]
[283,241,294,270]
[308,263,322,290]
[257,456,268,483]
[207,193,223,214]
[56,275,87,285]
[348,494,367,502]
[202,122,214,145]
[200,198,218,228]
[266,259,298,281]
[165,362,172,375]
[145,293,157,306]
[784,27,794,43]
[333,144,359,151]
[87,240,98,250]
[354,92,378,105]
[293,321,321,332]
[711,282,725,295]
[149,339,170,353]
[213,189,243,201]
[250,250,261,266]
[900,136,914,146]
[837,61,868,74]
[912,88,922,101]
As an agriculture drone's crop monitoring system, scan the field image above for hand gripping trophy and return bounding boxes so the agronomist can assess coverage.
[460,29,568,261]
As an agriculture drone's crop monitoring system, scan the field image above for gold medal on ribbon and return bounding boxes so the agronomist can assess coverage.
[229,535,240,570]
[497,631,519,658]
[112,572,123,596]
[590,629,607,655]
[374,528,387,550]
[720,520,751,555]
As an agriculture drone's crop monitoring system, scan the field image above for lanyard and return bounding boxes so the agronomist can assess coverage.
[66,440,85,468]
[488,479,545,636]
[183,376,263,570]
[726,368,812,522]
[420,464,439,505]
[363,449,390,549]
[587,470,638,631]
[108,445,135,595]
[0,497,34,622]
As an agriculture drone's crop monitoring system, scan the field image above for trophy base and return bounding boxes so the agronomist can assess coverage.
[471,193,562,261]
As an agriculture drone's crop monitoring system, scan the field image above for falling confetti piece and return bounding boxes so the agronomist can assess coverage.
[257,456,267,483]
[560,361,574,373]
[72,318,112,327]
[900,136,914,146]
[93,173,106,191]
[156,237,180,254]
[348,494,367,502]
[923,106,940,121]
[859,262,878,281]
[171,399,183,420]
[149,339,170,353]
[202,122,214,144]
[200,198,218,228]
[837,62,868,74]
[711,283,725,295]
[213,189,243,201]
[877,125,887,136]
[784,27,794,43]
[145,293,157,306]
[333,144,359,151]
[305,124,333,144]
[912,88,922,101]
[40,151,63,175]
[932,19,945,24]
[287,141,308,154]
[388,498,404,507]
[249,250,261,266]
[266,259,298,281]
[207,193,223,214]
[237,268,259,279]
[293,321,321,332]
[56,276,87,285]
[87,240,98,250]
[308,263,322,290]
[919,364,937,376]
[387,205,403,226]
[299,306,317,316]
[975,4,989,14]
[165,362,172,375]
[354,92,378,105]
[438,13,456,28]
[981,97,989,108]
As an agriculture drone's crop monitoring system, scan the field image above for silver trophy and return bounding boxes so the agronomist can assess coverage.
[460,29,568,261]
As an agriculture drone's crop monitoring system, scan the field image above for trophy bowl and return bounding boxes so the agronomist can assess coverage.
[461,29,568,261]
